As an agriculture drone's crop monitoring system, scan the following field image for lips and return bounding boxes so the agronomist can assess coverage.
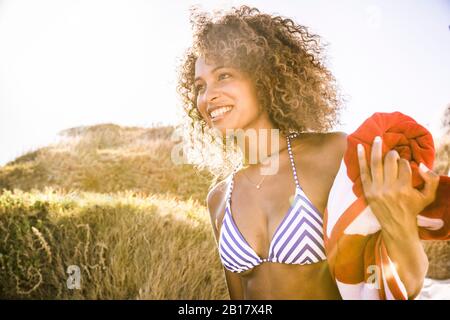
[208,105,233,121]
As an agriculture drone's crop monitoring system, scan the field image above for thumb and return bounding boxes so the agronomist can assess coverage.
[418,162,439,204]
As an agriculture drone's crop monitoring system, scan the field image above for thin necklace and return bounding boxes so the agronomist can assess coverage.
[242,136,291,190]
[243,172,267,189]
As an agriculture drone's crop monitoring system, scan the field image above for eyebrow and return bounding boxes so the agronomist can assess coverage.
[194,65,225,82]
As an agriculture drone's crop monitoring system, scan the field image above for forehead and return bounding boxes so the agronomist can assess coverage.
[193,56,250,83]
[194,56,221,76]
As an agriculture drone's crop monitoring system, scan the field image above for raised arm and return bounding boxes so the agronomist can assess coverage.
[357,136,439,299]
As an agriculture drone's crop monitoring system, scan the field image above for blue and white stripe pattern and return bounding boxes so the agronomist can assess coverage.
[218,133,327,273]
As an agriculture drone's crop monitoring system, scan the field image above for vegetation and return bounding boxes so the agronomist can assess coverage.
[0,124,227,299]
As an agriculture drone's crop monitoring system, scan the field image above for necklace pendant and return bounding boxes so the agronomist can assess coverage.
[256,185,261,189]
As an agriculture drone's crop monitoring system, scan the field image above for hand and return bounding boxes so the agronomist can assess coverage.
[357,136,440,235]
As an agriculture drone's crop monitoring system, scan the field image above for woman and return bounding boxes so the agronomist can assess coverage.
[177,6,438,300]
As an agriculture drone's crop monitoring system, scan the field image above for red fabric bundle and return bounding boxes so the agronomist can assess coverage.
[345,111,450,240]
[325,111,450,300]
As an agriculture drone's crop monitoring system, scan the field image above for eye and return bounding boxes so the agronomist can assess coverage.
[194,83,205,93]
[218,72,231,80]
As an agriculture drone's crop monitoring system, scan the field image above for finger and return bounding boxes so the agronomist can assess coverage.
[370,136,384,187]
[418,163,440,204]
[357,143,372,193]
[383,150,400,186]
[397,158,412,186]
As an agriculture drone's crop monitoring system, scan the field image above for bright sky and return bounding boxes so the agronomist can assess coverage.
[0,0,449,166]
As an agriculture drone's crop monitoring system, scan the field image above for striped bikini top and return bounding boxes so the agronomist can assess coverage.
[218,133,327,274]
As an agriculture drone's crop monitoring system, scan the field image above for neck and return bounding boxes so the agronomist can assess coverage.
[240,134,289,168]
[233,112,289,171]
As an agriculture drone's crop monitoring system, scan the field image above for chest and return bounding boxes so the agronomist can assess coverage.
[220,154,335,259]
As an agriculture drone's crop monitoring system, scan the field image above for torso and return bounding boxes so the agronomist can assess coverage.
[211,132,347,299]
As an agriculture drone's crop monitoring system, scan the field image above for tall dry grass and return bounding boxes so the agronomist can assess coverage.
[0,188,228,299]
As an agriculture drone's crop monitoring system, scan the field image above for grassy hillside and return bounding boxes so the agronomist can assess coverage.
[0,124,229,299]
[0,124,213,204]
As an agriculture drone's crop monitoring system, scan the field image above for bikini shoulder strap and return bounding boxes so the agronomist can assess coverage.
[286,133,301,189]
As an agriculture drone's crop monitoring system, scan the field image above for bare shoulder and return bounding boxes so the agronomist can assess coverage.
[319,131,347,166]
[206,177,229,237]
[299,131,348,178]
[300,131,347,157]
[322,131,348,153]
[320,132,347,181]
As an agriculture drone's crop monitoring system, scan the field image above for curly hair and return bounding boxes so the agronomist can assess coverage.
[176,5,344,184]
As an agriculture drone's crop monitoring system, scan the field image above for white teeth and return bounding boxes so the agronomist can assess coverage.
[210,106,232,118]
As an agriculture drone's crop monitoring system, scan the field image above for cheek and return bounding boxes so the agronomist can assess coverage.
[239,88,260,114]
[196,96,205,114]
[196,97,210,122]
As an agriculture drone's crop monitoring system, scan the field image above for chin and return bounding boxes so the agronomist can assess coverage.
[209,121,239,138]
[210,124,230,136]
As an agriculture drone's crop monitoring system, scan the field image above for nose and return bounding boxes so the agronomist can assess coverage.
[205,83,220,104]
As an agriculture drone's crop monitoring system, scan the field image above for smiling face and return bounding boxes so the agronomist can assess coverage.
[194,56,273,135]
